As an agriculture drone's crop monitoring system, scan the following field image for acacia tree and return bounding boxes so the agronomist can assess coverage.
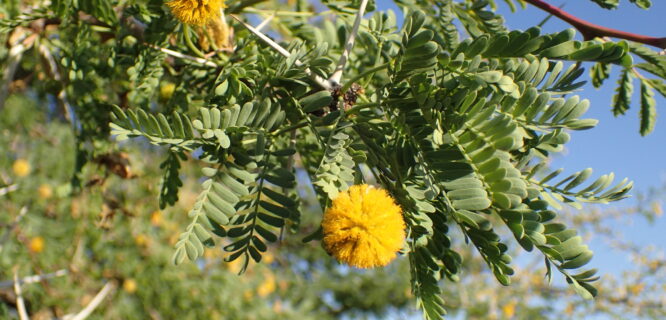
[1,0,665,319]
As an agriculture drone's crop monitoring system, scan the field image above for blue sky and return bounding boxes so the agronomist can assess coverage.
[497,1,666,196]
[374,0,666,288]
[373,1,666,191]
[494,1,666,265]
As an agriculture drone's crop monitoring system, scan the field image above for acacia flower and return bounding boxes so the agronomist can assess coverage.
[322,184,406,268]
[166,0,226,26]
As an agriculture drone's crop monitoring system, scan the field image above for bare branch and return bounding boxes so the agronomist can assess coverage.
[0,207,28,254]
[524,0,666,49]
[13,270,30,320]
[0,269,69,288]
[255,13,275,31]
[39,44,73,122]
[148,44,218,68]
[0,184,19,197]
[63,282,115,320]
[0,39,27,109]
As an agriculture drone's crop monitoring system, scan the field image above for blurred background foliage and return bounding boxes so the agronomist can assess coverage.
[1,94,664,318]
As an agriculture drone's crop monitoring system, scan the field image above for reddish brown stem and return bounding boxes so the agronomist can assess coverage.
[524,0,666,49]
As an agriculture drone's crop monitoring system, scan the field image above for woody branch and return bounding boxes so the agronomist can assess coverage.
[524,0,666,49]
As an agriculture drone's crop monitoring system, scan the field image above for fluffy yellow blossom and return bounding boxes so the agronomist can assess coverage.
[38,184,53,199]
[166,0,226,26]
[123,279,138,293]
[28,236,45,253]
[198,16,233,51]
[12,159,31,177]
[322,184,405,268]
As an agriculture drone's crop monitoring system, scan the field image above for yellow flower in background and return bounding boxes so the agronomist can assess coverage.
[226,257,244,274]
[502,301,516,318]
[38,184,53,199]
[166,0,226,26]
[257,273,276,297]
[28,236,45,253]
[159,82,176,101]
[12,159,31,177]
[629,283,645,295]
[150,210,163,226]
[134,234,149,247]
[564,303,574,315]
[272,300,283,313]
[322,184,405,268]
[263,251,275,264]
[123,279,138,293]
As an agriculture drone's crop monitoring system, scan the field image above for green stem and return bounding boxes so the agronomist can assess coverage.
[273,121,308,136]
[183,25,206,58]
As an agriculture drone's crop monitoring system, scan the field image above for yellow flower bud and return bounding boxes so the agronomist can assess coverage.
[159,83,176,101]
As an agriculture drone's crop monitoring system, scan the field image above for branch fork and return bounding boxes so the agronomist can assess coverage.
[231,0,370,90]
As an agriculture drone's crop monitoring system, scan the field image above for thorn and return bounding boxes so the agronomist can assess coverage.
[230,14,332,90]
[329,0,369,85]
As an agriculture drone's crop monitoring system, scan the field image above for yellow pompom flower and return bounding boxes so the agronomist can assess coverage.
[322,184,405,268]
[166,0,226,26]
[12,159,31,177]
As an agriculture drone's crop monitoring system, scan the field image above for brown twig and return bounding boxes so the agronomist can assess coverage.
[523,0,666,49]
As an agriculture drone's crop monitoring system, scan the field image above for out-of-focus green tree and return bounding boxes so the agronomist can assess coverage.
[1,92,664,319]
